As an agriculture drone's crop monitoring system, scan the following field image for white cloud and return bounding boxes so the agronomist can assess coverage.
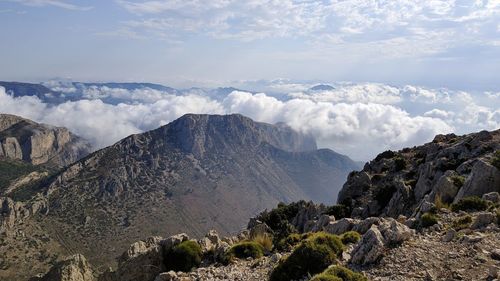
[9,0,92,11]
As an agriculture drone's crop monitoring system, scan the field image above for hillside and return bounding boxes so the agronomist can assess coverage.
[0,114,358,280]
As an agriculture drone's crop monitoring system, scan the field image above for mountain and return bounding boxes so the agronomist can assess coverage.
[310,84,335,91]
[0,81,68,103]
[0,114,92,168]
[338,129,500,218]
[0,114,357,280]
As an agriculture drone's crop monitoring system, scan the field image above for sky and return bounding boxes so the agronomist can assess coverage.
[0,0,499,161]
[0,0,499,90]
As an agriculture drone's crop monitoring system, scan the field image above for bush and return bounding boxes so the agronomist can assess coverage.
[269,233,344,281]
[452,215,472,230]
[226,242,264,260]
[256,201,307,243]
[451,196,489,212]
[420,212,438,228]
[340,231,361,244]
[322,265,368,281]
[324,204,350,219]
[492,150,500,170]
[450,175,465,187]
[394,157,407,171]
[251,233,273,252]
[310,274,343,281]
[164,240,202,272]
[276,233,311,252]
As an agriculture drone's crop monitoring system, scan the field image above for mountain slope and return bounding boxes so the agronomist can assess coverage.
[338,129,500,218]
[34,114,357,268]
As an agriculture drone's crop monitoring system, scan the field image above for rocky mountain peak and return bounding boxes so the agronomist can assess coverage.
[153,114,317,158]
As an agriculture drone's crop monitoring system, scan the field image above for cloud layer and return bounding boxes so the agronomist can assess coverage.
[1,82,498,161]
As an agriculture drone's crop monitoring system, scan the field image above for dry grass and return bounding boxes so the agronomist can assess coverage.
[251,233,273,252]
[434,194,450,210]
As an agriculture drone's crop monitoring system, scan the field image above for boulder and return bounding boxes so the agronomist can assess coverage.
[38,254,95,281]
[337,171,371,205]
[249,223,272,238]
[311,214,335,232]
[350,225,386,265]
[482,192,500,204]
[471,212,496,229]
[324,218,360,235]
[161,233,189,251]
[155,271,177,281]
[454,159,500,202]
[378,218,413,246]
[352,217,382,234]
[432,171,460,203]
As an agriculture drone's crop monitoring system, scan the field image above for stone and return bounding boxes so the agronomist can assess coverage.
[442,229,456,242]
[324,218,357,235]
[420,200,435,214]
[155,271,177,281]
[350,225,386,265]
[249,223,272,238]
[311,214,335,232]
[432,171,461,203]
[482,192,500,204]
[161,233,189,251]
[470,212,496,229]
[454,160,500,202]
[378,218,413,246]
[353,217,382,234]
[491,249,500,260]
[38,254,95,281]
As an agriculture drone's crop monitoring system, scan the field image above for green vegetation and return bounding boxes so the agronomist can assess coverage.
[340,231,361,245]
[450,175,465,188]
[225,242,264,263]
[256,201,309,244]
[492,150,500,170]
[164,240,202,272]
[420,212,438,228]
[0,159,40,191]
[324,204,350,219]
[276,233,312,251]
[269,232,344,281]
[310,274,343,281]
[451,196,489,212]
[313,265,368,281]
[251,233,273,252]
[452,215,472,230]
[394,157,406,171]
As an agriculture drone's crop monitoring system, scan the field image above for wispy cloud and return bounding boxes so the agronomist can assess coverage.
[9,0,92,11]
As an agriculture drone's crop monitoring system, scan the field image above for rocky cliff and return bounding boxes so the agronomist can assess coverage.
[0,114,92,168]
[338,129,500,219]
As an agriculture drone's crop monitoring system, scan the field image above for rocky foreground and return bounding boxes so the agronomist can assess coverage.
[31,192,500,281]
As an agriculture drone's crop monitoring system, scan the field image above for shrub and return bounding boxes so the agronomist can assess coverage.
[251,233,273,252]
[269,233,344,281]
[340,231,361,244]
[420,212,438,228]
[394,157,407,171]
[492,150,500,170]
[450,175,465,188]
[276,233,303,252]
[324,204,350,219]
[256,201,308,243]
[164,240,202,272]
[323,265,368,281]
[226,242,264,261]
[450,196,489,212]
[310,274,343,281]
[452,215,472,230]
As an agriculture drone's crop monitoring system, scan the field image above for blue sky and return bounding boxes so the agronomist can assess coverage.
[0,0,499,90]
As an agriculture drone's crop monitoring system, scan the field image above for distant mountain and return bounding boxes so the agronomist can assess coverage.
[1,114,356,273]
[0,81,68,103]
[77,82,176,92]
[310,84,335,91]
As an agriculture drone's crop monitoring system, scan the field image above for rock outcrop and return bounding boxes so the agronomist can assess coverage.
[0,114,91,167]
[33,254,95,281]
[338,129,500,219]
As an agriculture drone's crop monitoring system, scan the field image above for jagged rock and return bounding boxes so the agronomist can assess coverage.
[419,199,435,214]
[454,159,500,202]
[350,225,386,265]
[291,202,326,232]
[249,223,272,238]
[432,171,460,203]
[37,254,95,281]
[337,171,371,204]
[491,249,500,260]
[109,236,165,281]
[352,217,382,234]
[161,233,189,251]
[482,192,500,204]
[378,218,413,246]
[214,241,231,263]
[324,218,360,235]
[311,214,335,232]
[155,271,177,281]
[471,212,496,229]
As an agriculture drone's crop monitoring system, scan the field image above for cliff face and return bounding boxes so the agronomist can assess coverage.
[338,129,500,218]
[0,114,92,168]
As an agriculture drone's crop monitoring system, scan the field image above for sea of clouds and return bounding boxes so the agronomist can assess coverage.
[0,81,498,161]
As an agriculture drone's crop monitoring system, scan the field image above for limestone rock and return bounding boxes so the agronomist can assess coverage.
[38,254,95,281]
[350,225,386,265]
[470,212,496,229]
[482,192,500,204]
[454,159,500,202]
[324,218,360,235]
[161,233,189,251]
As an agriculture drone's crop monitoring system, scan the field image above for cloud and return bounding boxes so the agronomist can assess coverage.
[9,0,92,11]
